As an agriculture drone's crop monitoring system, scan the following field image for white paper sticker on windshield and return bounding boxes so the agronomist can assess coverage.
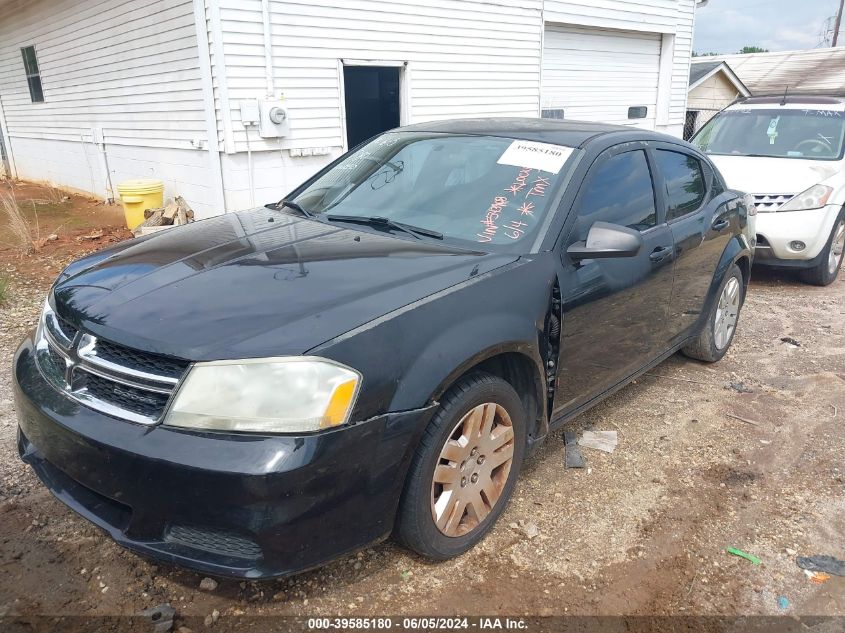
[497,140,574,174]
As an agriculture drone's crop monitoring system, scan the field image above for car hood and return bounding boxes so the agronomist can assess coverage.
[53,208,516,360]
[708,154,840,195]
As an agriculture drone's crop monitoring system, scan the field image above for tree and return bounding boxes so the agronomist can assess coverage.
[693,51,720,56]
[738,46,769,54]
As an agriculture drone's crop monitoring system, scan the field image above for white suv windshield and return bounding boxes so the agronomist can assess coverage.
[291,131,578,251]
[693,108,845,161]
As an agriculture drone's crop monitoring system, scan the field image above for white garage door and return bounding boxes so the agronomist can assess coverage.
[542,25,661,129]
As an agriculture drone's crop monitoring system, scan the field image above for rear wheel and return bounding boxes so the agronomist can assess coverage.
[395,373,526,559]
[802,215,845,286]
[682,264,745,362]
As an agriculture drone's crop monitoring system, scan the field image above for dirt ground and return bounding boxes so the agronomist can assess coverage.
[0,182,843,628]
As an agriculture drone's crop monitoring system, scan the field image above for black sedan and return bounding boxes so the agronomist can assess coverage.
[13,119,753,578]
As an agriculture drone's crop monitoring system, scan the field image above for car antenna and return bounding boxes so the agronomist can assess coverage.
[780,85,789,106]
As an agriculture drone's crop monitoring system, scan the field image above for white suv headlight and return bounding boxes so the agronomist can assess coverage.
[779,185,833,211]
[164,357,361,433]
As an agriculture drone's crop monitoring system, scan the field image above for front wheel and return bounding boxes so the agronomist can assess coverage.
[682,264,745,363]
[395,373,526,559]
[802,215,845,286]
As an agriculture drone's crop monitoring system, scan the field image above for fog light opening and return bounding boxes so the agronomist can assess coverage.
[789,241,806,251]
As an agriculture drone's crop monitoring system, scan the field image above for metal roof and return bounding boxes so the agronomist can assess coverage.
[697,48,845,96]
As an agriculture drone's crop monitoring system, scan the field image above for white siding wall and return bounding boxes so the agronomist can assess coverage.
[668,0,695,135]
[543,0,695,136]
[0,0,219,216]
[0,0,697,215]
[212,0,544,209]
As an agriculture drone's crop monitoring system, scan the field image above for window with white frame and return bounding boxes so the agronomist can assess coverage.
[21,46,44,103]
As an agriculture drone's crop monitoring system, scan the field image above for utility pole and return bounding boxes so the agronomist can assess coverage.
[834,0,844,47]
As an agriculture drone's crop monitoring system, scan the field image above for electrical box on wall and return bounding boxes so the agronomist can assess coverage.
[240,99,261,126]
[258,100,290,138]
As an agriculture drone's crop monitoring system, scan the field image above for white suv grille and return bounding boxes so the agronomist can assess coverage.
[752,194,794,212]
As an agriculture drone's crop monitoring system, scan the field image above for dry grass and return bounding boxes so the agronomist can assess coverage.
[0,274,9,304]
[0,190,40,254]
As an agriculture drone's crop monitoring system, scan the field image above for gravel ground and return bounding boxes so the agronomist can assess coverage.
[1,242,844,627]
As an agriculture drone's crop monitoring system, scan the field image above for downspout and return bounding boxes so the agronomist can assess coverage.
[261,0,275,97]
[537,3,545,117]
[0,94,18,179]
[193,0,227,213]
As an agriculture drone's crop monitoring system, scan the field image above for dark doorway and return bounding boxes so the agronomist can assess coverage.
[343,66,400,148]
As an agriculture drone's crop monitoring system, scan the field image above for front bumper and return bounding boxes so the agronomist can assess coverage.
[13,336,432,578]
[754,203,842,266]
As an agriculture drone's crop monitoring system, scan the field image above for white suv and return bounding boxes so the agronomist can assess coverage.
[692,95,845,285]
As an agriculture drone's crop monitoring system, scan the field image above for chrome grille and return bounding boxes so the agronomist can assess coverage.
[752,194,794,212]
[54,316,78,342]
[81,372,172,420]
[89,338,187,380]
[35,304,189,425]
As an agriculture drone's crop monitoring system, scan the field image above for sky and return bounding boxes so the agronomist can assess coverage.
[693,0,844,54]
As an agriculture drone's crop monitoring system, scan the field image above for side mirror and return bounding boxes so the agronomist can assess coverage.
[566,221,644,261]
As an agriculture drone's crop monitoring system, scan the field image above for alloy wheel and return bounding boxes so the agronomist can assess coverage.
[430,402,515,537]
[829,220,845,277]
[714,276,740,350]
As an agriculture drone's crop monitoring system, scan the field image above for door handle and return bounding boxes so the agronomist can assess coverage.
[712,217,730,231]
[649,246,672,262]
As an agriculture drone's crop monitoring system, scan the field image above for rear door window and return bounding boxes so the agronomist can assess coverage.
[655,150,706,220]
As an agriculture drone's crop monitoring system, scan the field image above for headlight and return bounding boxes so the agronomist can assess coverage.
[164,357,361,433]
[779,185,833,211]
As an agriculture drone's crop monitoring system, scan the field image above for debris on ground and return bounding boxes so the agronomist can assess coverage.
[726,413,762,427]
[796,555,845,576]
[510,520,540,540]
[199,576,218,591]
[780,336,801,347]
[728,381,754,393]
[134,196,195,236]
[563,431,585,468]
[76,229,104,242]
[726,547,761,565]
[578,430,618,453]
[804,570,832,585]
[777,596,790,610]
[138,603,175,633]
[203,608,221,626]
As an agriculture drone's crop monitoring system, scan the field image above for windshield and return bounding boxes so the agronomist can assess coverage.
[290,131,578,250]
[692,108,845,161]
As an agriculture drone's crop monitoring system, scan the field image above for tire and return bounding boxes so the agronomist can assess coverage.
[682,264,745,363]
[801,213,845,287]
[395,372,526,559]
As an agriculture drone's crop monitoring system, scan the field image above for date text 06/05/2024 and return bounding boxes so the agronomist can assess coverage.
[307,617,529,630]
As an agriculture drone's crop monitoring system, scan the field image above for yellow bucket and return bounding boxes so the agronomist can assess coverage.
[117,179,165,230]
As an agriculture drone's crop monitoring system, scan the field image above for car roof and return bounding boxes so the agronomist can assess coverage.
[733,94,845,106]
[398,117,681,148]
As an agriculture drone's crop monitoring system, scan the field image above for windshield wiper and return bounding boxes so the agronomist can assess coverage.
[326,215,443,240]
[267,199,314,218]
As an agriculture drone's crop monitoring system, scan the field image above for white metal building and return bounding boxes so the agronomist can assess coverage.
[0,0,699,218]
